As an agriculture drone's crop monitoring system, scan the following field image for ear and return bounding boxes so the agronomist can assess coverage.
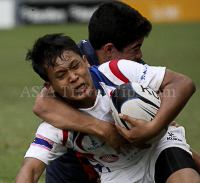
[44,82,55,93]
[103,43,115,56]
[82,55,90,68]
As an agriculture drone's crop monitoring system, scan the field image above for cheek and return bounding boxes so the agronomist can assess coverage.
[120,53,136,61]
[51,81,68,94]
[126,54,136,61]
[82,68,91,80]
[57,86,73,98]
[86,72,93,84]
[128,53,137,61]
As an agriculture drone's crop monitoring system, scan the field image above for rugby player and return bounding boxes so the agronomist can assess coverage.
[15,33,199,183]
[33,3,200,182]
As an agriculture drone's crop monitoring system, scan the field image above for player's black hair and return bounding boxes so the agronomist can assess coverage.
[26,33,82,82]
[89,1,152,51]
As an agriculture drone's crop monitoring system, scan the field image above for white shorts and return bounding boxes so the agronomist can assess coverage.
[100,126,192,183]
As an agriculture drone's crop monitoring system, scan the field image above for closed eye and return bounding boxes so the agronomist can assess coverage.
[133,46,141,53]
[56,74,65,79]
[71,63,80,70]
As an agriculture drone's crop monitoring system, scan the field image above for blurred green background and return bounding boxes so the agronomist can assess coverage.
[0,22,200,182]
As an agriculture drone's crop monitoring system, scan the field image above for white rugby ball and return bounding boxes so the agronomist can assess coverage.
[110,82,166,143]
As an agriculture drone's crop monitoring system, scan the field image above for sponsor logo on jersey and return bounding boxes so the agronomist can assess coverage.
[88,140,106,150]
[91,139,98,147]
[167,132,182,142]
[99,154,119,163]
[126,149,141,161]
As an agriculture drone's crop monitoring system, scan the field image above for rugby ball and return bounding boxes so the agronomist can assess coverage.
[110,82,166,143]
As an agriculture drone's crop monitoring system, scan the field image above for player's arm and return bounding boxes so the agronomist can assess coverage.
[153,69,195,133]
[15,157,46,183]
[116,69,195,144]
[15,122,70,183]
[33,87,127,154]
[34,87,107,134]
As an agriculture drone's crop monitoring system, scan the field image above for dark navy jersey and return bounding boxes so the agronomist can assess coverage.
[78,39,146,66]
[46,149,91,183]
[78,39,99,66]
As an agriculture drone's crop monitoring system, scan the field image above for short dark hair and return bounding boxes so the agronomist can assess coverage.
[26,33,82,81]
[89,1,152,51]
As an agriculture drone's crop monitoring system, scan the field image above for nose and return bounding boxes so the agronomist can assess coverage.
[68,71,78,83]
[136,49,142,59]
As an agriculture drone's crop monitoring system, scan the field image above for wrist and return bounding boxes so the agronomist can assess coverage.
[149,119,164,136]
[91,119,109,137]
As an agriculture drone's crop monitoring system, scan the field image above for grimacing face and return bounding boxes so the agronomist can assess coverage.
[45,50,97,108]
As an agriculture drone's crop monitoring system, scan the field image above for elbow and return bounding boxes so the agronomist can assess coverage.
[33,103,39,117]
[188,78,196,95]
[33,87,49,116]
[33,95,46,117]
[184,77,196,97]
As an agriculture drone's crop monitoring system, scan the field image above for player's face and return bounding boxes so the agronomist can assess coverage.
[111,38,144,61]
[45,50,96,108]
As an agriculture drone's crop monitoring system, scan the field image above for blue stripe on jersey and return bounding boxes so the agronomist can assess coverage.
[106,167,111,172]
[89,66,118,96]
[93,163,111,173]
[93,163,103,173]
[32,137,53,150]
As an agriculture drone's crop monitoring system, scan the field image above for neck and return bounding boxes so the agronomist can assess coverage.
[95,49,110,65]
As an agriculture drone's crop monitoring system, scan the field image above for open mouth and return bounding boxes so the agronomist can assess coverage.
[75,84,86,93]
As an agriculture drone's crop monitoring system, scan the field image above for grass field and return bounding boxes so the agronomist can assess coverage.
[0,22,200,183]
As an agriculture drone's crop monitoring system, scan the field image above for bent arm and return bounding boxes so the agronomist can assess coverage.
[33,88,127,154]
[15,158,46,183]
[34,87,108,136]
[151,69,196,134]
[115,69,195,144]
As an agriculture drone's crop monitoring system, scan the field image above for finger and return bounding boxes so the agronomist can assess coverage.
[115,123,135,144]
[118,113,138,126]
[115,122,129,137]
[169,121,180,127]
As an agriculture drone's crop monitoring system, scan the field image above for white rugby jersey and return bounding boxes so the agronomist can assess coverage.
[25,59,166,173]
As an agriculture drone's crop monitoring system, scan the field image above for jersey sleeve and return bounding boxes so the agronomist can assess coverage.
[98,59,166,92]
[118,60,166,92]
[24,122,72,165]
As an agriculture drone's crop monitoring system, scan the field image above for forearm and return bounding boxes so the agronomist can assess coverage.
[33,88,109,136]
[15,167,35,183]
[152,70,196,133]
[15,158,46,183]
[33,88,127,153]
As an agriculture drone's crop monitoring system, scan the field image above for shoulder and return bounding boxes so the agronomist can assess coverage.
[97,59,144,85]
[98,59,166,92]
[25,123,70,165]
[78,39,99,66]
